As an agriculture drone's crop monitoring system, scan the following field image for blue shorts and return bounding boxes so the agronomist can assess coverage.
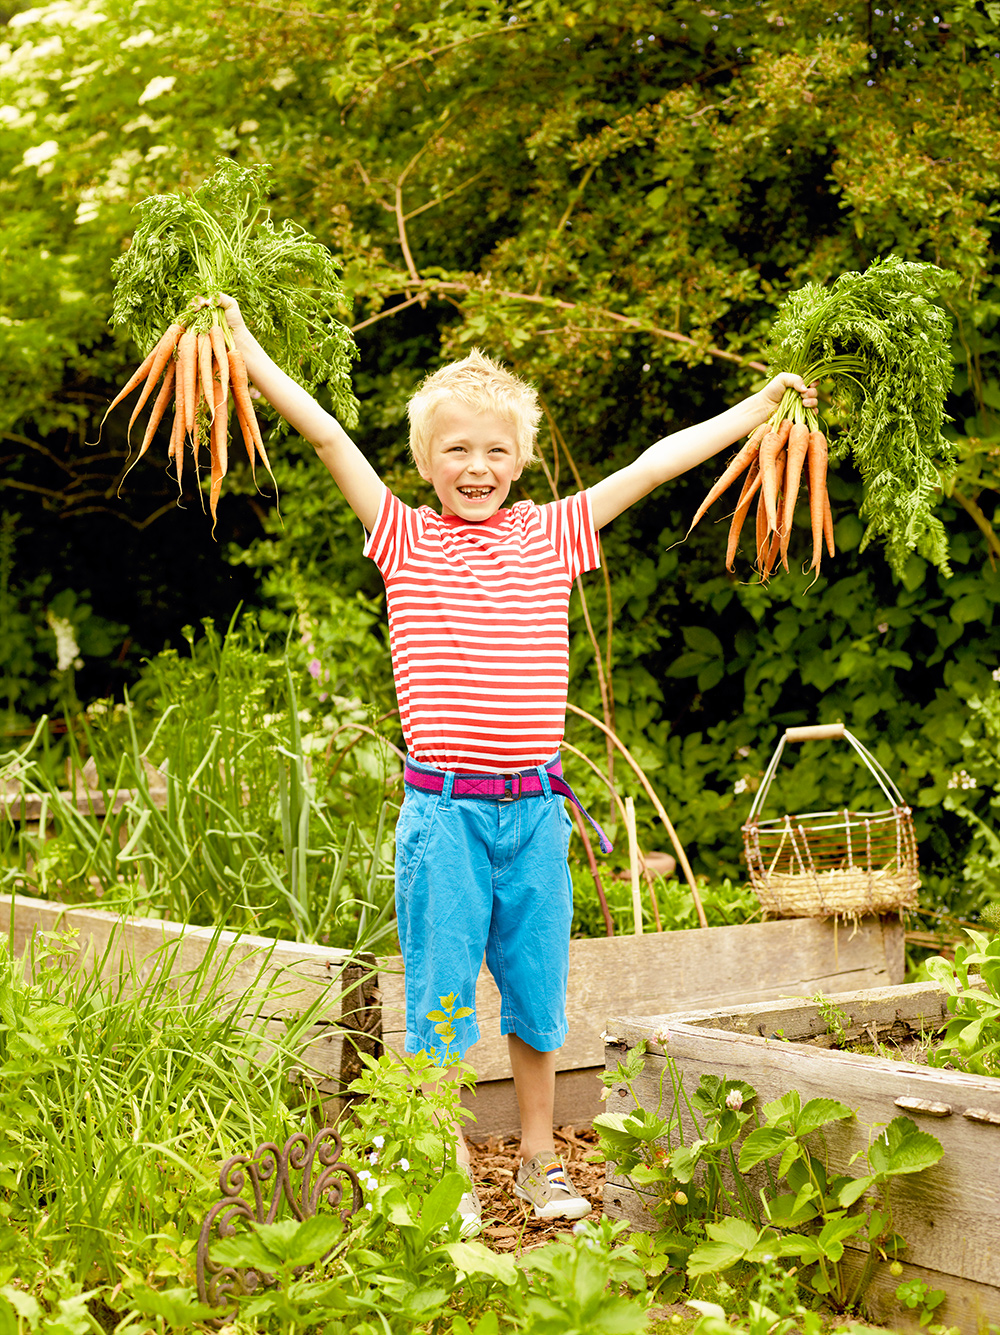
[394,754,574,1063]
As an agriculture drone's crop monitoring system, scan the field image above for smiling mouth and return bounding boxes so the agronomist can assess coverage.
[458,486,494,499]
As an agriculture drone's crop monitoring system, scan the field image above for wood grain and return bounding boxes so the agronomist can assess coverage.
[381,915,904,1082]
[603,987,1000,1295]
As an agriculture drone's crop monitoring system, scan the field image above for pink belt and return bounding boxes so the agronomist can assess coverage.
[403,754,613,854]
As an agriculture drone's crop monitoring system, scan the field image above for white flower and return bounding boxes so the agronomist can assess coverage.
[599,1087,611,1101]
[372,1134,385,1148]
[22,139,58,169]
[733,777,749,795]
[396,1158,409,1171]
[725,1088,743,1111]
[878,622,889,634]
[46,611,80,671]
[137,74,176,105]
[572,1220,589,1235]
[357,1169,372,1184]
[652,1026,670,1047]
[736,745,751,758]
[992,667,1000,682]
[368,1151,379,1165]
[946,770,977,791]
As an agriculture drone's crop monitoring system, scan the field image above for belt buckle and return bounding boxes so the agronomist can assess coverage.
[499,771,522,803]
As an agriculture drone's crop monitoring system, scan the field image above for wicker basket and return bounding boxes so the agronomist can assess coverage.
[742,723,919,919]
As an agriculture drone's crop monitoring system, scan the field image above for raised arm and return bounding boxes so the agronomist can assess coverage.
[214,295,384,532]
[587,373,817,530]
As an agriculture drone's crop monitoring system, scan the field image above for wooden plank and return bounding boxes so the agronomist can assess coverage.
[602,1000,1000,1289]
[0,892,372,1015]
[381,915,903,1083]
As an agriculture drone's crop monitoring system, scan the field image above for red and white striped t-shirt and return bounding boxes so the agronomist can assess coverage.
[363,487,601,771]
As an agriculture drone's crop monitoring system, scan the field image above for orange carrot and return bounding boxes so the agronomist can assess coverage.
[759,418,792,535]
[131,361,175,469]
[761,451,788,579]
[208,323,230,407]
[823,490,835,558]
[228,348,274,477]
[125,323,184,442]
[780,421,810,568]
[209,371,229,532]
[726,461,762,572]
[686,421,766,535]
[177,329,199,435]
[755,488,769,573]
[95,321,184,440]
[167,397,184,482]
[198,334,216,423]
[807,430,829,575]
[191,410,202,476]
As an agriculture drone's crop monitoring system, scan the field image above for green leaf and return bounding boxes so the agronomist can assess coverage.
[837,1174,875,1208]
[419,1170,467,1238]
[738,1126,792,1171]
[444,1240,518,1284]
[868,1117,943,1178]
[795,1098,854,1136]
[682,626,723,657]
[120,1287,219,1327]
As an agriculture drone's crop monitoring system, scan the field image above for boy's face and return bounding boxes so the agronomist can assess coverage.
[417,402,523,521]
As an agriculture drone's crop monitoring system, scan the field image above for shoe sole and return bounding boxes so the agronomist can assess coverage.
[513,1185,591,1221]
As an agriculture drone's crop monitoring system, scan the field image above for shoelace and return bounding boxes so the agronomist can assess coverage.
[543,1161,571,1193]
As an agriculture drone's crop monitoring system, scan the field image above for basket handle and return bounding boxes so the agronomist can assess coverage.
[746,723,907,824]
[784,723,845,743]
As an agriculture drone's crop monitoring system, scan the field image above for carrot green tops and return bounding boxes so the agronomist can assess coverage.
[364,487,600,771]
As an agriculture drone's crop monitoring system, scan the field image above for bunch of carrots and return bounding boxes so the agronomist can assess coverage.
[687,393,834,584]
[99,306,273,530]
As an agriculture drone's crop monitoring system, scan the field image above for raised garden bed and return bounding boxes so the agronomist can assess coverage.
[2,892,905,1137]
[602,982,1000,1332]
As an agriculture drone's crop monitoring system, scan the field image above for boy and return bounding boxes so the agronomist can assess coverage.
[215,294,816,1231]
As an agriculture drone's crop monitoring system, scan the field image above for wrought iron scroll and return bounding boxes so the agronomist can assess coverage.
[196,1127,363,1317]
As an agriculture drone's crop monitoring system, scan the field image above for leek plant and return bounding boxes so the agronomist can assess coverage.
[1,623,399,953]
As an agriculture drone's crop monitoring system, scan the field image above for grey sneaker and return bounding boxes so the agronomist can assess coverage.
[514,1155,590,1221]
[457,1165,482,1238]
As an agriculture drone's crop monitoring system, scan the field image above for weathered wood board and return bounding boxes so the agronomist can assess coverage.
[380,915,904,1083]
[1,895,904,1135]
[603,985,1000,1332]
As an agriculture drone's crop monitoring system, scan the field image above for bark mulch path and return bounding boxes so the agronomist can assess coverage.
[468,1124,604,1253]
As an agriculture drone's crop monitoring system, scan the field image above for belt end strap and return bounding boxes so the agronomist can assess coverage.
[549,776,613,854]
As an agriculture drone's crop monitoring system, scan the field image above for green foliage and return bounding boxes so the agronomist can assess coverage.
[595,1040,943,1315]
[112,159,358,428]
[764,256,960,576]
[0,925,311,1302]
[2,0,1000,918]
[925,925,1000,1075]
[1,621,400,950]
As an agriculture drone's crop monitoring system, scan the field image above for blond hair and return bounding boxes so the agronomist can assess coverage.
[407,348,540,471]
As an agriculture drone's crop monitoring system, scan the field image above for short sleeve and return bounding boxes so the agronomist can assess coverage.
[536,491,601,581]
[362,486,425,578]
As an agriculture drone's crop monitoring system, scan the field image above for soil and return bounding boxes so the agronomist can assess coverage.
[467,1124,604,1252]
